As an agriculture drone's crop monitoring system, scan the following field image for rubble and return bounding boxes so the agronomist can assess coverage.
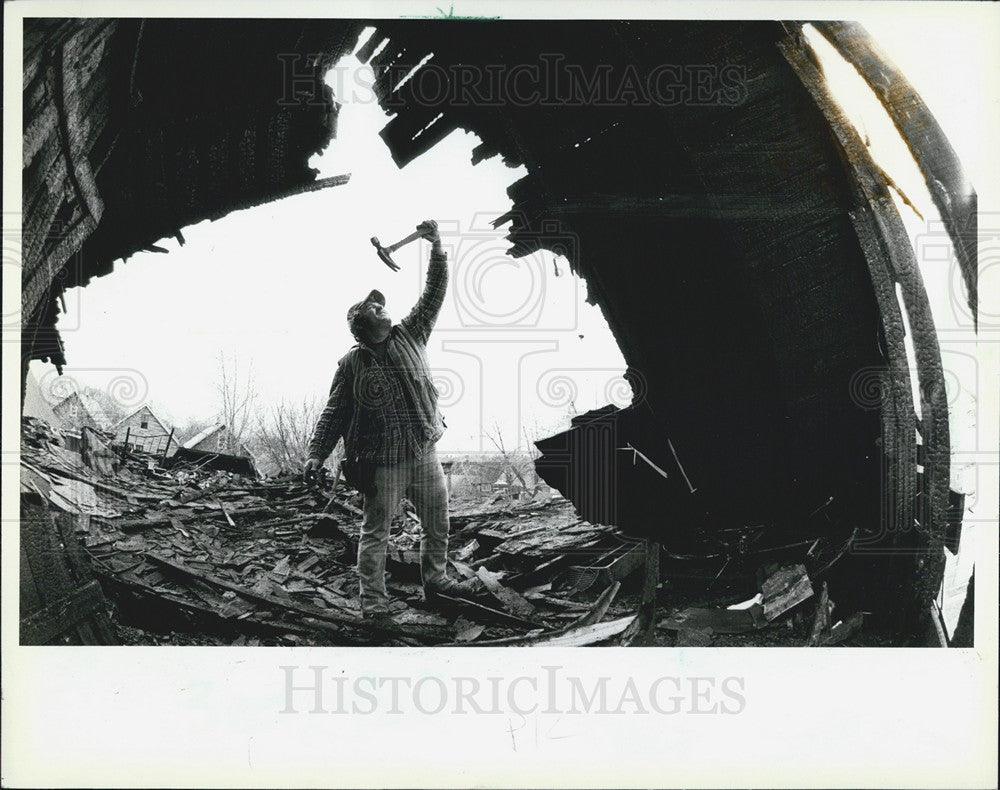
[20,417,656,646]
[21,412,883,646]
[19,19,971,645]
[657,565,870,647]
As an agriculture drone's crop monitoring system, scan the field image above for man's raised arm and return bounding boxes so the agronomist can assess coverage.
[400,219,447,345]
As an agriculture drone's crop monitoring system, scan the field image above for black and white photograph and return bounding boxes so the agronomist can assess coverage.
[3,2,997,787]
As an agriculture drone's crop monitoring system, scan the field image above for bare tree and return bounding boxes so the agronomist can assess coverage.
[484,420,541,501]
[251,397,342,476]
[216,352,257,453]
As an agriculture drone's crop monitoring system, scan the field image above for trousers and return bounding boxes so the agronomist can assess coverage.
[357,445,450,614]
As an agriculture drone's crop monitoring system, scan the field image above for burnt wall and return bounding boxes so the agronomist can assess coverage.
[361,21,885,538]
[22,18,365,372]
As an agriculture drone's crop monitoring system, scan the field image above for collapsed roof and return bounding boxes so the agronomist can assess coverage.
[21,19,976,638]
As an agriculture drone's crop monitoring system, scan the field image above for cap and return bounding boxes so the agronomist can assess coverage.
[346,289,386,323]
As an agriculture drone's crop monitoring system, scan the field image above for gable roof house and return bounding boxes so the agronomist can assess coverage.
[21,368,61,428]
[52,391,113,433]
[182,424,250,455]
[113,405,178,455]
[170,424,257,477]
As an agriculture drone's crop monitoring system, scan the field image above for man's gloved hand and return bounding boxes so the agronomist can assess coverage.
[417,219,439,244]
[303,457,322,487]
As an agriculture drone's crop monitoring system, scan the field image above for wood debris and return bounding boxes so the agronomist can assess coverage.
[761,563,814,621]
[20,417,646,646]
[21,416,874,647]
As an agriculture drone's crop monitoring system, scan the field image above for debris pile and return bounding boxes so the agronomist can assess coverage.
[21,418,649,645]
[657,565,866,647]
[20,416,872,646]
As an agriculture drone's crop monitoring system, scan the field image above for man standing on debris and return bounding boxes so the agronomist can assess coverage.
[304,219,478,624]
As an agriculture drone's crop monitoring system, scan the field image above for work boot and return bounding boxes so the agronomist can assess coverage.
[424,576,482,603]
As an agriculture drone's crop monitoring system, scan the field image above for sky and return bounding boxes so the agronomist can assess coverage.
[41,19,993,467]
[43,32,630,452]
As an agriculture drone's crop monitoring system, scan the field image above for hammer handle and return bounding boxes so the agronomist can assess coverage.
[386,228,426,253]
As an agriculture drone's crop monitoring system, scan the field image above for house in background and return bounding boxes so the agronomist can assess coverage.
[492,468,553,500]
[170,424,257,477]
[21,368,61,427]
[113,405,178,455]
[52,391,113,433]
[182,423,251,457]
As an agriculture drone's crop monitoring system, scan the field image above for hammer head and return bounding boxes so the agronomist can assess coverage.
[370,236,400,271]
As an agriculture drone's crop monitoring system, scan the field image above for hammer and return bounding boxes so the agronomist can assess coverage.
[370,226,431,271]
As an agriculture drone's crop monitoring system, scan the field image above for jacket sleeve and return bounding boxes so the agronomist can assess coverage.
[399,244,448,345]
[308,356,354,462]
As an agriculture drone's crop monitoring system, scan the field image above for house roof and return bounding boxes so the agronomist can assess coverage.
[53,391,113,430]
[182,423,257,465]
[113,404,172,434]
[182,423,225,450]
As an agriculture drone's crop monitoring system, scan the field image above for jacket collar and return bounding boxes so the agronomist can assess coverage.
[355,325,396,358]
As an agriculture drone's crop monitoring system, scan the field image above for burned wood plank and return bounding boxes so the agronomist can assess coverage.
[780,29,950,639]
[531,616,636,647]
[452,617,486,643]
[25,460,161,501]
[215,498,236,527]
[813,21,977,323]
[176,480,228,504]
[622,539,660,646]
[91,562,320,640]
[427,591,543,631]
[818,612,865,646]
[20,498,116,645]
[602,539,647,585]
[659,606,760,635]
[568,581,621,628]
[807,528,859,579]
[805,581,832,646]
[761,563,814,621]
[143,552,450,642]
[475,567,536,618]
[114,514,175,531]
[466,583,623,647]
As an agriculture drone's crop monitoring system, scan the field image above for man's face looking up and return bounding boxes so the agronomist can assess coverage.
[356,302,392,344]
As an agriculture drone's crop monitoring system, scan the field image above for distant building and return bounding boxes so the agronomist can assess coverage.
[172,423,257,476]
[492,468,552,499]
[53,391,113,433]
[492,470,519,491]
[182,423,251,456]
[113,405,177,455]
[22,368,60,427]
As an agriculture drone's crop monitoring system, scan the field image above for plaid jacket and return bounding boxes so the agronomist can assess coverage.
[309,247,448,466]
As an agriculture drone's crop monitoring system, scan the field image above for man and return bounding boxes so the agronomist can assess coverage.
[304,219,477,624]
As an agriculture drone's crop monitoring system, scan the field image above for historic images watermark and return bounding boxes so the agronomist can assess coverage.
[279,665,747,716]
[281,54,750,109]
[914,212,996,332]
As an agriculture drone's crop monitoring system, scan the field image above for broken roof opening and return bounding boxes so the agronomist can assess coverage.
[19,19,982,645]
[335,19,980,640]
[45,32,632,461]
[803,24,979,637]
